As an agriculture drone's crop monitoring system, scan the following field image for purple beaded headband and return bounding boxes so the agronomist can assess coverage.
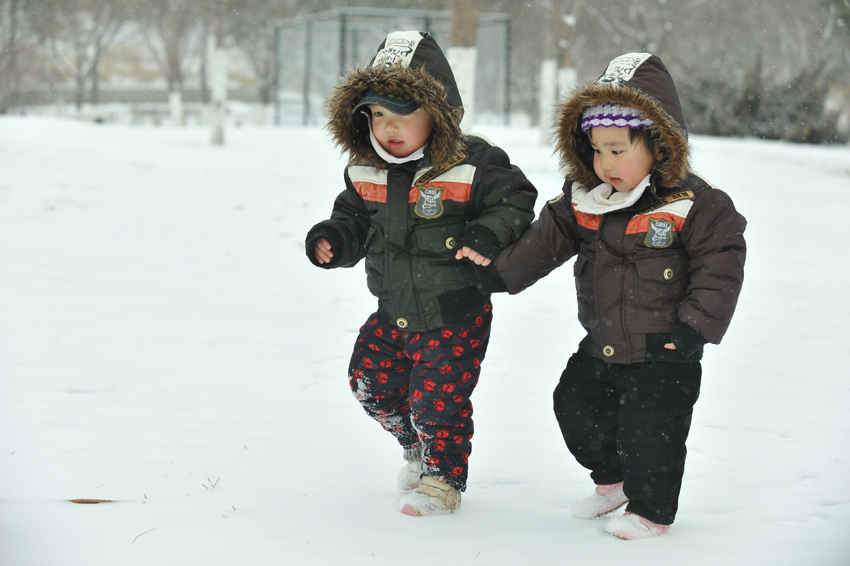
[581,103,655,132]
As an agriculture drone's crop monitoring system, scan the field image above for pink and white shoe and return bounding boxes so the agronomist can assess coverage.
[399,476,461,516]
[570,482,627,519]
[605,512,669,540]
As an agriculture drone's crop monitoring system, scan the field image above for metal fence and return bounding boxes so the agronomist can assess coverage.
[274,7,511,126]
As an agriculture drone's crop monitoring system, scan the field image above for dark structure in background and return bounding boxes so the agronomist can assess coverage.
[273,7,510,126]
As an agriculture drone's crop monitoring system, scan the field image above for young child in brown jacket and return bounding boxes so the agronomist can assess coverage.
[494,53,747,539]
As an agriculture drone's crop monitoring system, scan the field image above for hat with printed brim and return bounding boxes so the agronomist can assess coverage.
[353,90,420,116]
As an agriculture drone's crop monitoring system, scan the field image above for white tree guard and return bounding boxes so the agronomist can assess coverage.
[448,46,477,130]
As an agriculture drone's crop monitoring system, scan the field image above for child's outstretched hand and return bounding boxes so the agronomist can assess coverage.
[314,238,334,264]
[455,246,491,266]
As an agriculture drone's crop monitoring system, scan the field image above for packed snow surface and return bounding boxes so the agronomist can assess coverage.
[1,117,849,565]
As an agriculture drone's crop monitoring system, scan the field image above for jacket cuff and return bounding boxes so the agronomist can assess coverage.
[473,263,508,294]
[671,323,708,358]
[458,224,502,261]
[305,223,345,268]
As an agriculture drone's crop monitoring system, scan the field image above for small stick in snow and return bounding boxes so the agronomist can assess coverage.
[132,529,155,543]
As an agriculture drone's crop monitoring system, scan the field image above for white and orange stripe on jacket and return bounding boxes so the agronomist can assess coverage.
[348,164,476,205]
[569,182,693,235]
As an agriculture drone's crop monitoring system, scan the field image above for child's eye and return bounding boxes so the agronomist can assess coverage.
[373,111,383,118]
[612,150,623,155]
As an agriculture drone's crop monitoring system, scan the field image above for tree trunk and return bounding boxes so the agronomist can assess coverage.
[74,43,86,111]
[166,20,184,125]
[259,77,273,106]
[169,91,183,126]
[449,0,479,48]
[198,19,210,104]
[448,0,479,129]
[538,0,562,143]
[1,0,20,113]
[210,4,226,145]
[167,43,182,93]
[557,0,584,116]
[90,48,101,106]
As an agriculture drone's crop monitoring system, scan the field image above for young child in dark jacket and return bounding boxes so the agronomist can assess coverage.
[305,31,537,517]
[495,53,746,539]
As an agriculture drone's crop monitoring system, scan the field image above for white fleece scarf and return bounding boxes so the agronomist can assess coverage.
[575,174,652,215]
[363,111,426,164]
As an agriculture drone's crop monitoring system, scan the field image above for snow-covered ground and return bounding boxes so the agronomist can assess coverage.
[1,117,849,565]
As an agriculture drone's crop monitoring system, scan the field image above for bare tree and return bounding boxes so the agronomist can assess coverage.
[28,0,128,110]
[137,0,206,125]
[226,0,304,105]
[139,0,200,95]
[582,0,676,56]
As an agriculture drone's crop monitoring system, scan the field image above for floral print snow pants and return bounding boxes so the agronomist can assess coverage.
[348,304,492,492]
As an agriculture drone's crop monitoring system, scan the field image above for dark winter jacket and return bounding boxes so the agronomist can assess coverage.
[495,53,747,364]
[306,31,537,332]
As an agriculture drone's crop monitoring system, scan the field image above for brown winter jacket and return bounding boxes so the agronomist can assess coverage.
[495,53,747,364]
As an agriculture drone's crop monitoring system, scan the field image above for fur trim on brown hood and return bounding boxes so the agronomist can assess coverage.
[554,53,690,190]
[324,31,465,171]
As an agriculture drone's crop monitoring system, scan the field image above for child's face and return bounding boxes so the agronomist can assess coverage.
[370,105,434,158]
[589,126,658,192]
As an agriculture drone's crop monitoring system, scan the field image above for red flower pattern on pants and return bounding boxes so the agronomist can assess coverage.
[348,304,492,491]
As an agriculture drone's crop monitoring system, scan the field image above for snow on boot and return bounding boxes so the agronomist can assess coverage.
[605,512,669,540]
[570,482,627,519]
[399,476,461,516]
[397,459,422,491]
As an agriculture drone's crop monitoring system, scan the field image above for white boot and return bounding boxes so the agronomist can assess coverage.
[399,476,461,516]
[605,512,669,540]
[570,482,627,519]
[397,459,422,491]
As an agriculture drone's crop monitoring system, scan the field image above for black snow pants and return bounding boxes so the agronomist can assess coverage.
[348,304,492,491]
[553,348,701,525]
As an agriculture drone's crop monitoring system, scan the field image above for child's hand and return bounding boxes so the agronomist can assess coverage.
[455,246,491,266]
[314,238,334,264]
[664,343,676,350]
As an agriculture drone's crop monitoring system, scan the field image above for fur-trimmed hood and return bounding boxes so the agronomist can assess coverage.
[554,53,690,190]
[325,31,465,171]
